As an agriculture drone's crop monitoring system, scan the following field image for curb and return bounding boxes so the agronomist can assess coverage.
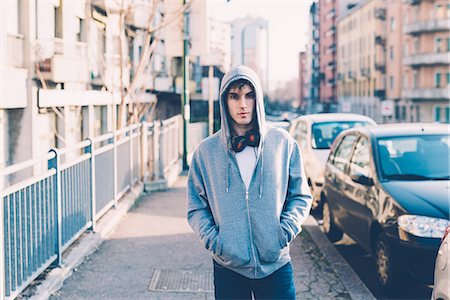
[28,183,144,300]
[303,216,376,300]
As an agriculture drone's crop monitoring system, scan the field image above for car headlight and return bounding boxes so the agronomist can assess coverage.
[398,215,450,238]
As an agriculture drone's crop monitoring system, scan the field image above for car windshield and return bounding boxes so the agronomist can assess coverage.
[377,134,450,180]
[311,121,371,149]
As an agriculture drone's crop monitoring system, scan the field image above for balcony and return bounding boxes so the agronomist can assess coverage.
[360,68,371,78]
[403,19,450,34]
[1,34,27,108]
[374,8,386,21]
[402,88,450,99]
[374,89,386,99]
[375,35,386,47]
[403,52,450,66]
[125,1,154,30]
[327,61,336,69]
[326,26,336,37]
[7,34,25,68]
[348,71,356,80]
[36,38,89,83]
[403,0,433,5]
[375,62,386,73]
[326,44,336,54]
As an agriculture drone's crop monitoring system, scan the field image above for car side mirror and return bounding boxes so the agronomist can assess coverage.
[351,173,374,186]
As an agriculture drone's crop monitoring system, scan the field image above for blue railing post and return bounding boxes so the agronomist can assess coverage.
[84,139,96,232]
[113,131,118,208]
[141,122,148,182]
[0,167,5,300]
[48,149,62,266]
[129,126,133,187]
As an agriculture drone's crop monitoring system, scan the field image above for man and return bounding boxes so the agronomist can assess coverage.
[187,65,312,299]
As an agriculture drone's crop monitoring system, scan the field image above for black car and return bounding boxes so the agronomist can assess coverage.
[321,123,450,291]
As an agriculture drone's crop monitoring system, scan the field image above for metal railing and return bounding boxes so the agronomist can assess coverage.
[0,116,195,300]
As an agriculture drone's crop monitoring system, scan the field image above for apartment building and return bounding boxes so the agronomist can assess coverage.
[306,1,321,113]
[319,0,337,112]
[230,17,269,93]
[402,0,450,123]
[299,51,307,109]
[384,0,404,122]
[336,0,386,122]
[0,0,176,178]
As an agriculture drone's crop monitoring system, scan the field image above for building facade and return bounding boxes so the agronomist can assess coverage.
[384,0,404,122]
[336,0,386,122]
[230,17,269,93]
[0,0,183,179]
[318,0,337,112]
[298,51,307,109]
[401,0,450,123]
[306,1,321,114]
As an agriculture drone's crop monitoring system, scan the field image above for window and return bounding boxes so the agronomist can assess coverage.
[447,73,450,86]
[390,17,396,31]
[349,137,371,178]
[331,135,358,173]
[413,71,419,88]
[435,38,442,53]
[54,1,63,38]
[390,46,394,60]
[414,38,420,54]
[435,107,441,122]
[390,76,394,90]
[403,75,408,89]
[76,17,86,42]
[446,107,450,124]
[447,37,450,51]
[435,72,442,88]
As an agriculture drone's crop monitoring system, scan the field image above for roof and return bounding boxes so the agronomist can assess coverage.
[292,113,376,124]
[345,123,450,138]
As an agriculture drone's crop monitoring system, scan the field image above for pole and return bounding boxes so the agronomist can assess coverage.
[208,65,214,135]
[182,0,190,170]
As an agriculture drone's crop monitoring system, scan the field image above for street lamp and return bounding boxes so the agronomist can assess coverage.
[182,0,190,171]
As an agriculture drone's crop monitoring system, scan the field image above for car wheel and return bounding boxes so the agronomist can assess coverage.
[374,233,400,291]
[322,201,343,242]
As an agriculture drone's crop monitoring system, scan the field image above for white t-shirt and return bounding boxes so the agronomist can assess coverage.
[235,146,257,190]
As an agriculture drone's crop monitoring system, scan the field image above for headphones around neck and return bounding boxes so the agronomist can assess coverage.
[231,129,260,152]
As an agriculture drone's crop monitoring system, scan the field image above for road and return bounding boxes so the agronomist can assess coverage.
[312,211,433,300]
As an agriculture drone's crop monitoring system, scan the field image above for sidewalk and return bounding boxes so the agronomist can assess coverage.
[28,176,375,300]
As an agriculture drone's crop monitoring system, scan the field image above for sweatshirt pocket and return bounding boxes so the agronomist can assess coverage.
[256,223,286,263]
[216,231,251,267]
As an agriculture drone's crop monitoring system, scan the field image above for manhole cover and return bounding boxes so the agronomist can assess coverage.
[148,269,213,293]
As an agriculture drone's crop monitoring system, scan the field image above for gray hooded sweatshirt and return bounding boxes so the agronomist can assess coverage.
[187,65,312,279]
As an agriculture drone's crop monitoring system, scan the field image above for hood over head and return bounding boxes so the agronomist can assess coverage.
[219,65,267,148]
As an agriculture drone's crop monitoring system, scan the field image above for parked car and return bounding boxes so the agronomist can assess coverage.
[321,123,450,291]
[266,120,291,131]
[432,226,450,300]
[289,113,376,209]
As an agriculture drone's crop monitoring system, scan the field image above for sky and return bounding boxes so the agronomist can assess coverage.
[207,0,313,90]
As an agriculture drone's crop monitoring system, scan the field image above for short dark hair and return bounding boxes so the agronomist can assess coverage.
[225,79,255,97]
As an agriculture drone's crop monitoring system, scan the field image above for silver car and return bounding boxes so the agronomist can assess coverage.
[432,226,450,300]
[289,113,376,209]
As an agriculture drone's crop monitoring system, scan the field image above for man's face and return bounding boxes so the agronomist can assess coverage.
[226,84,256,128]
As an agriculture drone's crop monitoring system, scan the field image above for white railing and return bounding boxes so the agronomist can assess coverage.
[0,115,201,300]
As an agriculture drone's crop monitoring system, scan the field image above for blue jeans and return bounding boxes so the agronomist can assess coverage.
[213,260,296,300]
